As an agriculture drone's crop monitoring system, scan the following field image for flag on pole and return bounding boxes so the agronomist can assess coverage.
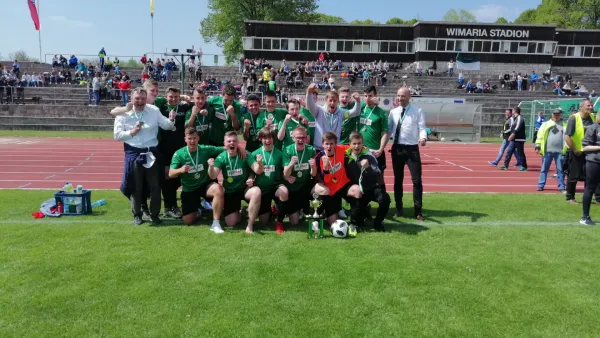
[150,0,154,17]
[28,0,40,30]
[456,52,480,71]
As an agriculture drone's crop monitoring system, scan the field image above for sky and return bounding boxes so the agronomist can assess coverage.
[0,0,541,65]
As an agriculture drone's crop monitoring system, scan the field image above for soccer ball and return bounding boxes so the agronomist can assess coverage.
[330,220,348,238]
[441,137,446,142]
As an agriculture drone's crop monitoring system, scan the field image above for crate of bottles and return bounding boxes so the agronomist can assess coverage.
[55,190,92,216]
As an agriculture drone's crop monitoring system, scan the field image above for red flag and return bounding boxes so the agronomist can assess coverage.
[28,0,40,31]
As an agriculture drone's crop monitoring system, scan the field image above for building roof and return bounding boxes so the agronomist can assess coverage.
[244,20,558,29]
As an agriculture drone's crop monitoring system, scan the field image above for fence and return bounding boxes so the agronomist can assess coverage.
[518,97,600,139]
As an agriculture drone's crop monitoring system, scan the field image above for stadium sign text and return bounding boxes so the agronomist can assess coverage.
[446,28,530,39]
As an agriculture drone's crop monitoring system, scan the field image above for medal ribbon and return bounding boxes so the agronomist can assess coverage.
[262,147,273,167]
[133,109,144,121]
[295,146,306,173]
[227,153,238,177]
[186,146,200,175]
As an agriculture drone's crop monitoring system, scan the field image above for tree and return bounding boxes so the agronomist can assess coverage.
[8,50,37,62]
[515,0,600,28]
[310,13,346,24]
[386,17,404,24]
[200,0,318,64]
[349,19,380,24]
[442,9,477,22]
[495,17,509,24]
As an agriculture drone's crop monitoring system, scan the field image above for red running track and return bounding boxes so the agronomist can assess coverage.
[0,137,582,193]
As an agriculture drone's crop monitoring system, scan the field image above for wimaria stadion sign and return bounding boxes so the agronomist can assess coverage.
[445,27,530,39]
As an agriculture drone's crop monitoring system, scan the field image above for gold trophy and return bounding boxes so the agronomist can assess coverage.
[308,193,325,239]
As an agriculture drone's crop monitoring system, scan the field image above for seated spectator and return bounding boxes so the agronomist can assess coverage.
[465,80,474,93]
[554,82,565,96]
[68,55,78,68]
[59,55,68,68]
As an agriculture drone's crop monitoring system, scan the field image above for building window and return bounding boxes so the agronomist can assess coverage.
[594,47,600,58]
[582,46,593,57]
[482,41,492,52]
[556,46,567,56]
[446,40,455,51]
[308,40,317,51]
[492,41,500,52]
[398,42,407,53]
[388,42,397,52]
[272,39,280,50]
[262,39,271,50]
[253,38,262,50]
[427,39,436,51]
[567,46,575,56]
[379,42,389,53]
[536,43,544,54]
[455,40,463,51]
[281,39,289,50]
[436,40,445,51]
[317,40,325,51]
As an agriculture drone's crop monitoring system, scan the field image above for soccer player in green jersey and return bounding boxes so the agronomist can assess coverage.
[339,87,359,145]
[209,131,262,234]
[359,86,389,177]
[248,127,289,234]
[283,125,317,225]
[207,85,242,146]
[263,90,288,127]
[242,94,268,153]
[185,88,213,145]
[169,127,225,233]
[277,99,311,148]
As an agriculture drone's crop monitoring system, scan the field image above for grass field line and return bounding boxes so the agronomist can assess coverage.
[2,219,577,227]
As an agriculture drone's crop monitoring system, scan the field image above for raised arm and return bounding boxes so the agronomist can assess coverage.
[109,102,132,117]
[305,84,321,117]
[345,92,362,118]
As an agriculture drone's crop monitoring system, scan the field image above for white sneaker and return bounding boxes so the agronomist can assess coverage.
[210,224,225,234]
[338,209,347,218]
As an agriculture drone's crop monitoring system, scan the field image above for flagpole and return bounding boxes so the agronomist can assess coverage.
[152,15,155,59]
[37,0,42,64]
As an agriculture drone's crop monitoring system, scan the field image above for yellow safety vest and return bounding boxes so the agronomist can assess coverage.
[536,119,567,156]
[566,112,595,152]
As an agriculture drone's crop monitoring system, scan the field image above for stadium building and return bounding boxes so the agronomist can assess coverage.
[243,20,600,72]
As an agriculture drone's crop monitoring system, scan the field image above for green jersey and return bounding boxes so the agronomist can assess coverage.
[340,102,359,145]
[242,112,269,153]
[214,151,250,194]
[247,146,284,193]
[153,96,167,111]
[262,108,287,148]
[277,117,310,149]
[283,144,316,192]
[208,96,242,145]
[359,102,389,150]
[300,108,316,146]
[170,145,223,192]
[185,103,214,145]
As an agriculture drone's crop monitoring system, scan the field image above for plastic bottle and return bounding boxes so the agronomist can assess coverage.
[76,185,83,194]
[57,202,64,214]
[91,199,107,208]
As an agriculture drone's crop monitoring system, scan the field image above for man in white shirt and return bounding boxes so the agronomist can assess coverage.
[114,87,176,225]
[388,87,427,220]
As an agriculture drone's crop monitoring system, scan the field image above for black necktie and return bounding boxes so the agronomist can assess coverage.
[394,106,405,144]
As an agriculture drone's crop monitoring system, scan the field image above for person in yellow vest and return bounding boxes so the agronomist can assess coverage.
[535,109,566,192]
[564,99,595,204]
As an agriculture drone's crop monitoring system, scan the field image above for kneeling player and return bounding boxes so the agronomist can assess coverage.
[169,127,225,233]
[314,132,362,227]
[345,132,390,232]
[209,131,261,234]
[248,127,289,234]
[283,125,317,225]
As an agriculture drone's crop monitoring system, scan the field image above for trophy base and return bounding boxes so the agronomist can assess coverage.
[308,218,325,239]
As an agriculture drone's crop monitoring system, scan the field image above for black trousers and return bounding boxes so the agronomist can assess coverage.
[582,161,600,218]
[391,144,423,213]
[566,152,600,202]
[161,173,181,209]
[353,187,390,227]
[131,161,161,217]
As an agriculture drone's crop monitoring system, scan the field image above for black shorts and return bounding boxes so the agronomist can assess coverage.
[180,182,216,216]
[287,181,315,214]
[323,182,353,217]
[377,151,387,171]
[223,187,253,216]
[258,184,286,216]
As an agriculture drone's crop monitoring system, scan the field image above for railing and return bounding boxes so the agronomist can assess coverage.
[43,53,229,67]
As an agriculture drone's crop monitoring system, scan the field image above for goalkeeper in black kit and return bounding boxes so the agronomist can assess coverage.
[344,132,390,232]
